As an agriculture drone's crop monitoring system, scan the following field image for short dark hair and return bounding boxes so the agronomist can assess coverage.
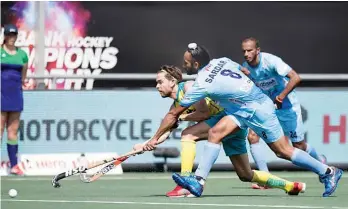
[187,43,211,68]
[242,37,260,48]
[158,65,183,82]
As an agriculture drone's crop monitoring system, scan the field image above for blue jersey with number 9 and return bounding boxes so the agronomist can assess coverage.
[180,57,269,118]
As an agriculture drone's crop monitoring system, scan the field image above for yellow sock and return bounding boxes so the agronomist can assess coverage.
[180,139,196,176]
[251,170,294,192]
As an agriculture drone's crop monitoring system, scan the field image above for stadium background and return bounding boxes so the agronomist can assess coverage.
[1,1,347,176]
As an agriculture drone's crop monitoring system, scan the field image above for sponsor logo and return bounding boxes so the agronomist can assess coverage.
[0,153,123,176]
[1,2,119,90]
[255,78,277,90]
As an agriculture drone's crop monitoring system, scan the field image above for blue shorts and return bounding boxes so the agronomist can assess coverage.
[228,98,284,144]
[276,104,305,142]
[1,70,23,112]
[205,111,247,156]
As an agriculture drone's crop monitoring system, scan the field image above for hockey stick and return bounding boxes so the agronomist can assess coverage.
[51,129,173,188]
[79,152,131,183]
[51,149,144,188]
[79,129,173,183]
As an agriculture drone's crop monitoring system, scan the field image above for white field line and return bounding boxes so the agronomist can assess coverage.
[2,199,348,209]
[3,174,347,181]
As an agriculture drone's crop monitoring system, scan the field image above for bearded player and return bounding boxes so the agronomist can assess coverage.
[241,37,327,189]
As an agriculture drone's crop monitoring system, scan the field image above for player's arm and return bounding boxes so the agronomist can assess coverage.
[168,103,174,111]
[271,55,301,108]
[168,103,181,128]
[144,81,207,151]
[239,66,251,76]
[179,99,210,122]
[143,106,188,151]
[277,69,301,100]
[21,50,29,85]
[21,63,28,84]
[160,103,182,132]
[179,81,210,122]
[133,104,179,151]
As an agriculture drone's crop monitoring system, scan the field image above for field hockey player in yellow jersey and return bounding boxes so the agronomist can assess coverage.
[140,65,305,198]
[141,65,245,197]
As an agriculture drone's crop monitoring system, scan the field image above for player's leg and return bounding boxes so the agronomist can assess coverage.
[6,112,23,175]
[229,154,305,195]
[249,100,342,197]
[167,121,210,197]
[248,129,269,172]
[1,112,8,140]
[194,115,240,181]
[224,133,303,194]
[278,115,328,184]
[247,129,271,189]
[277,107,325,163]
[292,139,326,163]
[172,114,241,197]
[180,122,209,176]
[267,137,334,180]
[293,140,326,164]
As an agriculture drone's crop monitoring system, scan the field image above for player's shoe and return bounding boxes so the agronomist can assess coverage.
[172,173,204,197]
[10,165,24,176]
[320,167,343,197]
[251,183,270,190]
[166,185,195,198]
[287,182,306,195]
[318,155,328,183]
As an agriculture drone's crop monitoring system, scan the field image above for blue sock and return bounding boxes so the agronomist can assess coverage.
[250,142,269,172]
[7,139,19,168]
[305,144,322,162]
[291,148,328,175]
[195,142,221,179]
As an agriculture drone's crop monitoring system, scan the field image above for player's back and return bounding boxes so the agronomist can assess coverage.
[196,57,269,118]
[242,52,299,108]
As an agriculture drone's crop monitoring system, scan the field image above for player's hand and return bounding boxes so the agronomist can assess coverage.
[143,138,158,151]
[274,96,283,109]
[133,143,145,155]
[240,67,250,76]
